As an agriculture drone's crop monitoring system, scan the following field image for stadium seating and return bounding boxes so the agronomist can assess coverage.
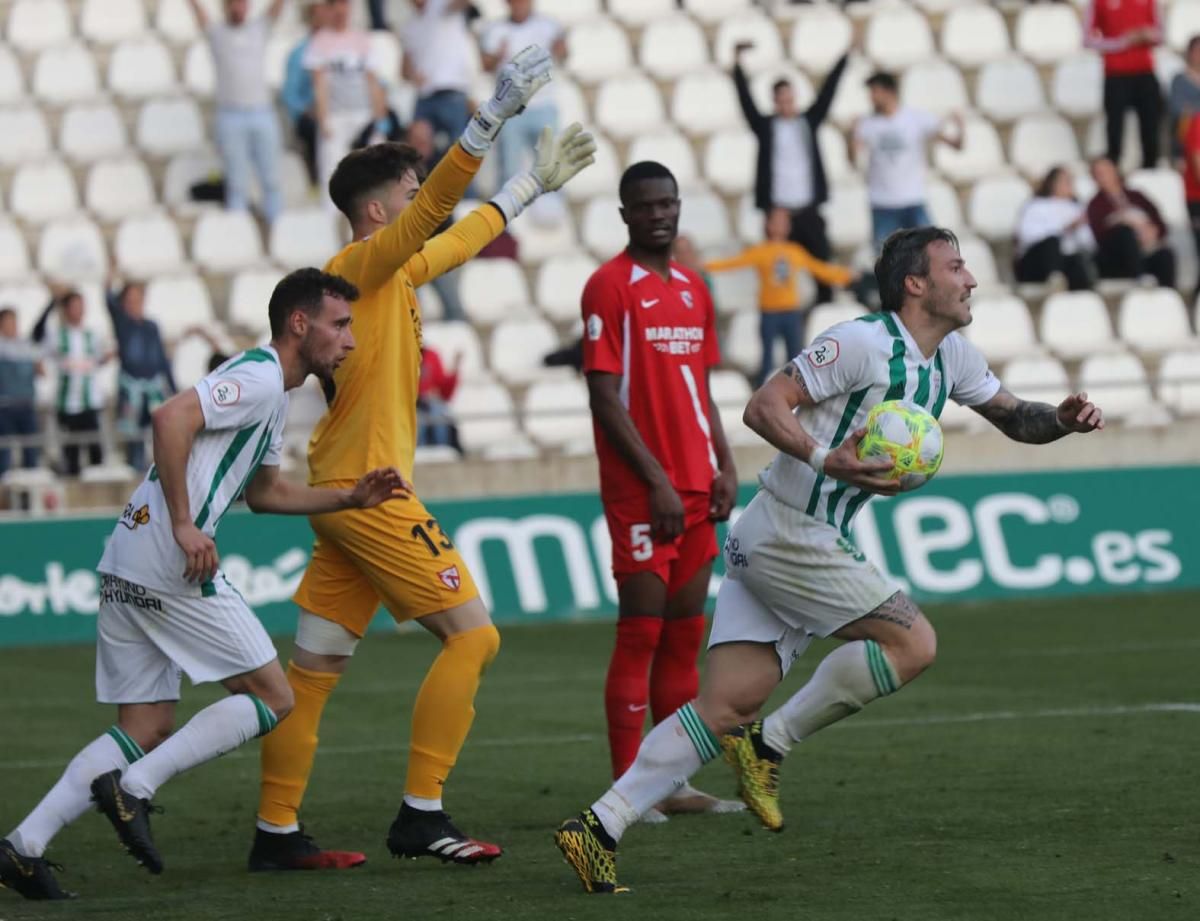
[156,0,205,44]
[1158,350,1200,416]
[582,196,629,257]
[144,273,215,340]
[1014,3,1083,64]
[115,213,187,277]
[963,295,1038,363]
[959,235,1001,289]
[86,158,157,222]
[685,0,754,25]
[639,16,708,80]
[489,318,562,385]
[137,97,206,157]
[523,377,592,448]
[0,220,31,282]
[1052,53,1103,118]
[1166,0,1200,52]
[627,131,698,188]
[0,107,52,167]
[506,205,578,264]
[460,259,533,326]
[671,70,743,137]
[536,254,598,324]
[941,4,1011,67]
[788,6,853,77]
[422,322,487,381]
[807,302,866,342]
[452,380,520,453]
[704,130,757,195]
[7,0,72,53]
[33,44,102,105]
[927,178,966,237]
[81,0,148,45]
[713,12,785,72]
[184,40,215,98]
[1040,291,1119,359]
[60,103,129,162]
[565,19,631,84]
[976,57,1046,124]
[109,38,177,99]
[901,59,970,118]
[1117,288,1196,354]
[595,75,666,140]
[1078,352,1159,423]
[191,210,264,273]
[864,4,935,71]
[228,268,284,339]
[0,46,24,103]
[269,209,342,270]
[36,216,108,283]
[968,173,1032,242]
[710,368,754,444]
[563,134,618,203]
[934,117,1005,184]
[1009,114,1080,181]
[11,161,79,224]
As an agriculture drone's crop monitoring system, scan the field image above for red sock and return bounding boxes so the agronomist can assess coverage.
[604,616,664,779]
[650,614,706,725]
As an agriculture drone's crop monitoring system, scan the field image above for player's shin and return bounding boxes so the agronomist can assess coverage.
[8,727,143,858]
[649,614,705,723]
[604,616,664,778]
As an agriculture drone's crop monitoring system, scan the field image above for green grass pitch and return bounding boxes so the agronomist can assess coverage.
[0,591,1196,921]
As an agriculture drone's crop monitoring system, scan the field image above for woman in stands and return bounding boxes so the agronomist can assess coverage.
[1013,166,1098,292]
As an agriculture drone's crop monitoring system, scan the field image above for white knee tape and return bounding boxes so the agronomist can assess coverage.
[295,612,360,657]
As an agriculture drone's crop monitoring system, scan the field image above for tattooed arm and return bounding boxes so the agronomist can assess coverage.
[971,387,1105,444]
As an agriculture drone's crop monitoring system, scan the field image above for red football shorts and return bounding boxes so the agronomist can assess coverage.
[605,490,717,593]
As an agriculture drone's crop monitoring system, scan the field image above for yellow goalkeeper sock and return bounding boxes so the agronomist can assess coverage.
[405,624,500,801]
[257,662,341,828]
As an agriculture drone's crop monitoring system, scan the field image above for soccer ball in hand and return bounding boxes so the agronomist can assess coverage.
[857,400,944,492]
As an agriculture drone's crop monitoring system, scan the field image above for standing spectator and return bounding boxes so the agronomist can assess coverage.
[732,44,848,304]
[187,0,286,224]
[417,346,462,452]
[0,307,40,476]
[1169,37,1200,162]
[481,1,567,183]
[855,72,963,252]
[367,0,389,30]
[1085,0,1162,169]
[1086,156,1176,286]
[32,290,107,476]
[401,0,475,162]
[1014,167,1098,291]
[705,208,855,386]
[106,278,176,472]
[307,0,389,203]
[1180,112,1200,296]
[283,1,328,189]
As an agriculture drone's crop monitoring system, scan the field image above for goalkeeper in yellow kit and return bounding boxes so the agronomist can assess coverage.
[247,46,597,870]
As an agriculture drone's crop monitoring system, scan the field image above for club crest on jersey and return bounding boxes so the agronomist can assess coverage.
[681,290,694,309]
[118,503,150,530]
[211,380,241,406]
[806,339,840,368]
[437,566,462,591]
[586,314,603,341]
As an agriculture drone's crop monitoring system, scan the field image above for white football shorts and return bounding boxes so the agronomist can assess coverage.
[708,489,900,675]
[95,573,277,705]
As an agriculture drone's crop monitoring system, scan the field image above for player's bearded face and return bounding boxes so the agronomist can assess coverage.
[301,295,356,380]
[923,242,976,329]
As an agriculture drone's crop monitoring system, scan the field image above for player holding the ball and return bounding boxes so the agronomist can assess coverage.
[556,226,1104,894]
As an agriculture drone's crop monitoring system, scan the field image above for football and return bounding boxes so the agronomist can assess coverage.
[857,400,944,492]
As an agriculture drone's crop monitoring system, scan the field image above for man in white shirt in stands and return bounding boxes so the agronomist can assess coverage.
[854,71,963,252]
[402,0,476,162]
[481,0,567,183]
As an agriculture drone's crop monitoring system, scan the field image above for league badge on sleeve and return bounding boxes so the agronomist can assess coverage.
[437,566,462,591]
[806,340,839,369]
[586,314,603,341]
[211,380,242,406]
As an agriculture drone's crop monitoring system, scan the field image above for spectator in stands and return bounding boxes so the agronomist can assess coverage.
[705,208,855,386]
[481,1,567,184]
[417,346,463,453]
[33,289,108,477]
[187,0,286,224]
[1086,156,1176,286]
[1169,36,1200,163]
[855,72,963,252]
[283,1,328,189]
[402,0,475,163]
[1014,166,1098,292]
[0,307,40,476]
[1085,0,1162,169]
[106,278,175,472]
[733,43,849,304]
[367,0,389,30]
[307,0,389,204]
[1180,110,1200,298]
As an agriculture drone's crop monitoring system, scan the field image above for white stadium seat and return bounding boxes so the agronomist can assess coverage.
[710,368,755,444]
[1001,355,1071,406]
[563,134,618,203]
[536,254,598,323]
[976,57,1046,123]
[184,41,214,98]
[1009,114,1080,181]
[627,132,698,188]
[0,282,53,333]
[829,56,874,128]
[639,16,709,80]
[60,103,128,162]
[115,213,187,277]
[685,0,753,25]
[459,259,532,326]
[788,7,853,77]
[1078,352,1156,422]
[1085,113,1143,173]
[0,107,52,166]
[228,268,284,338]
[86,158,156,222]
[1053,53,1104,118]
[157,0,211,44]
[1118,288,1196,354]
[506,205,578,264]
[724,310,761,376]
[714,13,785,72]
[1159,350,1200,416]
[36,216,107,281]
[968,173,1033,241]
[265,32,302,92]
[109,39,177,100]
[927,178,966,237]
[566,19,631,84]
[942,4,1011,68]
[490,318,562,385]
[523,377,592,448]
[0,47,25,104]
[958,235,1000,288]
[269,208,341,269]
[0,219,31,281]
[536,0,601,25]
[901,59,969,119]
[824,180,871,250]
[705,130,757,195]
[81,0,147,45]
[736,193,764,245]
[1126,169,1189,228]
[595,75,665,140]
[806,303,866,343]
[453,381,521,452]
[1167,1,1200,52]
[582,196,627,257]
[864,5,935,71]
[671,70,743,137]
[163,149,223,211]
[11,160,78,224]
[33,44,101,105]
[172,335,218,392]
[707,258,760,316]
[934,116,1005,184]
[678,189,733,250]
[144,274,215,340]
[192,210,264,273]
[368,31,402,87]
[1041,291,1118,359]
[422,321,487,381]
[1015,3,1083,65]
[556,77,588,128]
[137,97,206,157]
[7,0,72,54]
[819,123,852,184]
[963,295,1037,363]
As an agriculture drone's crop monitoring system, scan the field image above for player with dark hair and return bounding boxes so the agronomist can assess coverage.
[578,161,740,822]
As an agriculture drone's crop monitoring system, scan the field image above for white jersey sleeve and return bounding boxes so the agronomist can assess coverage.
[942,332,1002,407]
[262,394,288,467]
[195,361,281,432]
[792,320,878,403]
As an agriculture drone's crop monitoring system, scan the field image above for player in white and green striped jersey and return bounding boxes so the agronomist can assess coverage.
[0,269,412,901]
[557,227,1106,894]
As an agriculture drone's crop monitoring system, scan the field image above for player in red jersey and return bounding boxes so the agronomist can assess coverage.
[581,161,741,820]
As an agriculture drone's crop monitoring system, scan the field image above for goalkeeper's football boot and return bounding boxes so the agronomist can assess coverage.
[247,826,367,871]
[555,810,628,894]
[0,839,75,900]
[721,721,784,831]
[385,804,502,864]
[90,770,164,874]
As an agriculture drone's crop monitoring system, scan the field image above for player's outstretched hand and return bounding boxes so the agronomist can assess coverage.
[532,123,597,193]
[489,44,553,120]
[351,467,413,509]
[1056,391,1104,433]
[173,522,219,583]
[709,467,737,522]
[650,479,686,542]
[823,429,900,496]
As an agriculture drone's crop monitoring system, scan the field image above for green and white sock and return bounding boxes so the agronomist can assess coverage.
[591,702,720,843]
[762,640,900,755]
[9,726,143,858]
